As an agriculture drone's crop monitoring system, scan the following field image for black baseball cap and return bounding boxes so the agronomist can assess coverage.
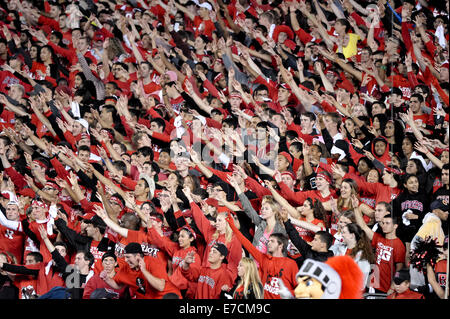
[212,243,228,264]
[83,215,107,230]
[393,269,410,285]
[430,199,449,212]
[124,242,143,255]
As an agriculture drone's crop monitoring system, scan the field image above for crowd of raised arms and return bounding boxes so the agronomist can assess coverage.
[0,0,448,300]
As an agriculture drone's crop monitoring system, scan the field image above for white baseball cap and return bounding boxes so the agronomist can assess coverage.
[198,2,212,10]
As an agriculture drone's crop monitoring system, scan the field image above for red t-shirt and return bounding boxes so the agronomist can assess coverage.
[114,229,181,299]
[82,273,125,299]
[14,274,38,299]
[190,202,242,282]
[227,216,298,299]
[294,218,324,242]
[387,289,424,299]
[278,181,337,207]
[193,16,216,39]
[146,227,200,295]
[0,224,25,264]
[371,233,406,293]
[106,72,138,96]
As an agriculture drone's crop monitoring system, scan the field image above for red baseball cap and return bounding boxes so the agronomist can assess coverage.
[279,151,293,165]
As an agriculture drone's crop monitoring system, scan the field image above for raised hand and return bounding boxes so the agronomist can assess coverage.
[351,138,364,149]
[362,150,375,161]
[331,163,346,178]
[226,174,240,190]
[232,164,248,179]
[189,148,201,164]
[24,174,36,188]
[350,194,360,209]
[251,154,261,167]
[414,140,429,154]
[184,251,195,265]
[97,146,108,159]
[93,204,108,220]
[38,225,48,240]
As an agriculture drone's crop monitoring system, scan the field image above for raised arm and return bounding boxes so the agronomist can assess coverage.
[174,1,195,21]
[352,195,374,240]
[225,214,264,265]
[93,204,129,238]
[266,183,300,219]
[228,174,262,226]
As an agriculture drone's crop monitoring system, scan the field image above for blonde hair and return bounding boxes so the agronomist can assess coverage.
[261,195,283,225]
[337,179,359,212]
[212,212,233,243]
[234,257,263,299]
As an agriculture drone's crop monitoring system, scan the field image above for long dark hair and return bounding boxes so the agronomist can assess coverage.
[306,198,329,231]
[37,44,69,78]
[345,223,375,263]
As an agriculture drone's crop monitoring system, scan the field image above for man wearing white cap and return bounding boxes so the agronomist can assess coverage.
[174,1,216,39]
[0,200,26,263]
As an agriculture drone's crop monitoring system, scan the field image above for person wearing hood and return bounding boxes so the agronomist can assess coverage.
[347,135,391,170]
[370,136,391,166]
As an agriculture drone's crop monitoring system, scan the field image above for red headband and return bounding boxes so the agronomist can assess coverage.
[213,73,224,83]
[149,215,163,223]
[110,197,124,210]
[33,160,47,169]
[316,172,332,185]
[45,181,60,191]
[179,225,197,239]
[32,200,49,210]
[229,92,242,99]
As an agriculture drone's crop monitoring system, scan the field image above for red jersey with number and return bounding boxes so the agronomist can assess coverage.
[371,233,406,293]
[0,224,25,264]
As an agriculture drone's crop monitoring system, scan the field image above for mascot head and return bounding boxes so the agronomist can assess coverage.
[293,256,364,299]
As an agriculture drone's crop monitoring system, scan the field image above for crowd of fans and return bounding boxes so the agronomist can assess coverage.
[0,0,448,300]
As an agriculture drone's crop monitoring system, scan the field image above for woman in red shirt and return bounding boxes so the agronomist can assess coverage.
[146,224,201,299]
[30,45,65,86]
[184,188,242,283]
